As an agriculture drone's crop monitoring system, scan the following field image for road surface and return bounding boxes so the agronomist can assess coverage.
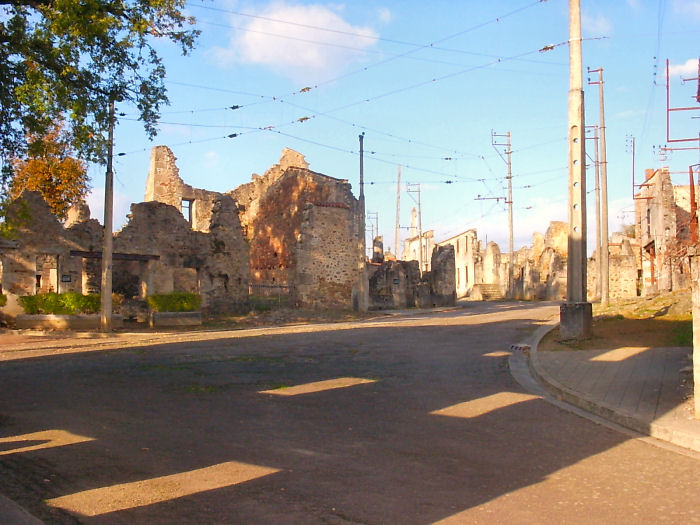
[1,302,698,524]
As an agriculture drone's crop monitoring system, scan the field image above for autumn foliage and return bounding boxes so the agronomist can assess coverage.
[10,124,89,220]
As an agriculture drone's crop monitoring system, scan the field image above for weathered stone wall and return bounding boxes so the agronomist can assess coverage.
[242,167,355,286]
[145,146,220,232]
[114,198,249,310]
[437,229,479,298]
[0,191,249,315]
[369,259,421,309]
[692,251,700,418]
[429,244,456,306]
[294,203,361,309]
[0,192,91,303]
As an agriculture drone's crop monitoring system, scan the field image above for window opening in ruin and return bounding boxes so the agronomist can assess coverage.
[646,208,651,238]
[181,199,194,225]
[36,274,42,291]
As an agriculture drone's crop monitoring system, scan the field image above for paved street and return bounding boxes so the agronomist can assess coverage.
[1,302,699,524]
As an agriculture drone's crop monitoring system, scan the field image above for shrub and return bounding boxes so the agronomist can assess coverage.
[18,292,101,314]
[0,293,6,307]
[147,292,201,312]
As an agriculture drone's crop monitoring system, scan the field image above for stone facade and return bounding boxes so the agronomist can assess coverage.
[635,167,697,295]
[0,190,249,316]
[402,207,434,273]
[145,146,365,310]
[294,202,364,309]
[438,229,480,298]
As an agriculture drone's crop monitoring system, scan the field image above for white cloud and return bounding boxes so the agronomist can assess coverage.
[626,0,641,10]
[376,7,392,24]
[667,58,698,77]
[672,0,700,19]
[209,2,379,82]
[581,13,612,37]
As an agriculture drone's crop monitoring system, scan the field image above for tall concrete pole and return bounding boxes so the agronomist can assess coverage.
[356,133,368,312]
[593,125,602,300]
[597,68,610,307]
[561,0,592,339]
[100,99,115,332]
[395,165,402,258]
[506,132,514,299]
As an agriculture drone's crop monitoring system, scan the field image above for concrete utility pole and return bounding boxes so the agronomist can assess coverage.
[561,0,592,339]
[395,165,401,259]
[356,133,368,312]
[492,131,514,298]
[592,125,602,300]
[100,99,115,332]
[589,67,610,306]
[406,183,424,273]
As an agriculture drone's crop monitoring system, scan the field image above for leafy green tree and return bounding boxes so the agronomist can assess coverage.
[0,0,199,163]
[10,122,89,220]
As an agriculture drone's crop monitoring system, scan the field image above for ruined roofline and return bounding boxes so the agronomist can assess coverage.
[437,228,478,245]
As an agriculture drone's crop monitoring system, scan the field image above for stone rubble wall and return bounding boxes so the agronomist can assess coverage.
[294,203,361,309]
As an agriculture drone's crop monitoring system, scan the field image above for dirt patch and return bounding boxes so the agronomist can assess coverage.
[539,289,693,351]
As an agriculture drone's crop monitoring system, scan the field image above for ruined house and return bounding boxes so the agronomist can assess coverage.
[402,207,434,273]
[635,167,698,295]
[368,243,455,309]
[0,190,249,316]
[145,146,366,310]
[437,229,480,297]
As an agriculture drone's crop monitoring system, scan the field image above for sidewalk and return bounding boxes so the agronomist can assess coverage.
[523,323,700,454]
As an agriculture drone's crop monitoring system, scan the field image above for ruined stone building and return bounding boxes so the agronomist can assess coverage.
[0,190,249,317]
[635,167,698,295]
[401,207,434,273]
[145,146,366,310]
[0,146,367,315]
[437,229,481,297]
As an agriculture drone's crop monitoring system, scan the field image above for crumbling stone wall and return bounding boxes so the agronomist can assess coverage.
[438,229,479,298]
[240,166,355,287]
[429,244,456,306]
[145,146,220,232]
[0,192,89,303]
[634,167,694,295]
[368,259,421,309]
[294,202,362,309]
[0,191,249,316]
[114,198,248,310]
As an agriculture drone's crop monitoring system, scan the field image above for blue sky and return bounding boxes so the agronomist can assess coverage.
[87,0,700,257]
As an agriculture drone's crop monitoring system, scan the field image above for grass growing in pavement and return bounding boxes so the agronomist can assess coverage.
[540,290,692,351]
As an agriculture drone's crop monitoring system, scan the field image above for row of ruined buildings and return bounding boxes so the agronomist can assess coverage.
[0,147,456,318]
[401,166,698,302]
[0,141,695,318]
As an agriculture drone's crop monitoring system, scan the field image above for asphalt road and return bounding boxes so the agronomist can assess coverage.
[1,302,699,524]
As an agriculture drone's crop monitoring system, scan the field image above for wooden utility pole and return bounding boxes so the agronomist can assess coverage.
[100,99,115,332]
[395,165,402,259]
[561,0,592,339]
[589,67,610,306]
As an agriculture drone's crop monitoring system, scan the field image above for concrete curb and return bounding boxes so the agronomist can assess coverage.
[0,494,44,524]
[523,321,700,453]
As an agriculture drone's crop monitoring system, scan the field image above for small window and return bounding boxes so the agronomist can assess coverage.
[182,199,194,225]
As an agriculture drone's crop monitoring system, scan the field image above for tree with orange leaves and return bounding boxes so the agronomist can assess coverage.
[10,123,89,221]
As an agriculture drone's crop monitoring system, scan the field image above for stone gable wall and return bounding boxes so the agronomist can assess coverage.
[294,203,360,309]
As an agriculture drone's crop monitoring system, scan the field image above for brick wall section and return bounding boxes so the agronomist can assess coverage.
[294,203,361,309]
